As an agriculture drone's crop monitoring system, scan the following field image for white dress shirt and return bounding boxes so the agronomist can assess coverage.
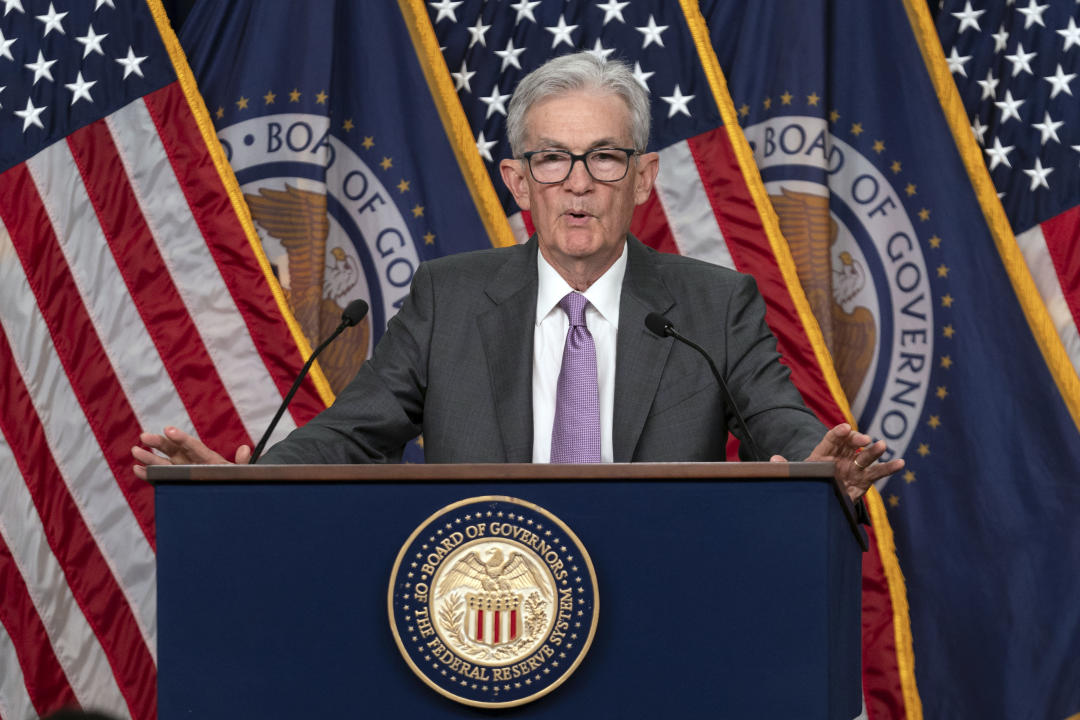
[532,243,626,463]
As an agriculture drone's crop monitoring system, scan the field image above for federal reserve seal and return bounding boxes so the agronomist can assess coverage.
[388,497,598,707]
[743,113,938,475]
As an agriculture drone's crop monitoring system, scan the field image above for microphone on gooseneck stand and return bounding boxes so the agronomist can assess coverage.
[644,312,765,461]
[249,299,369,464]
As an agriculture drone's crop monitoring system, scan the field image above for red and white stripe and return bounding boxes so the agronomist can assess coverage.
[0,604,37,720]
[0,86,323,719]
[653,138,735,270]
[471,608,520,645]
[1017,212,1080,377]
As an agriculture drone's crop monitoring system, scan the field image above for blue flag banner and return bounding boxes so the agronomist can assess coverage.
[179,0,509,400]
[705,0,1080,717]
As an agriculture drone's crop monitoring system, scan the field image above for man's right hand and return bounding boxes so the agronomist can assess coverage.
[131,426,251,480]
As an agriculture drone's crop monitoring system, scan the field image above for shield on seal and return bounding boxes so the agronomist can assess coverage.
[466,593,523,647]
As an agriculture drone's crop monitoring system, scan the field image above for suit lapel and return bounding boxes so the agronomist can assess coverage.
[476,239,538,462]
[613,238,675,462]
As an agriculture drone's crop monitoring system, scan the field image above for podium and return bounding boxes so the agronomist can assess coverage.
[150,462,863,718]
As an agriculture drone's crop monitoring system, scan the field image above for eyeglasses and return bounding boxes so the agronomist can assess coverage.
[521,147,638,184]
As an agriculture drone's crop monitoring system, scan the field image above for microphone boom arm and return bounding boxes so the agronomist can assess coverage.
[249,299,368,463]
[645,312,765,461]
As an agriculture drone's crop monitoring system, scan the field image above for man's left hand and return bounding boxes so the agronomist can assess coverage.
[770,423,904,501]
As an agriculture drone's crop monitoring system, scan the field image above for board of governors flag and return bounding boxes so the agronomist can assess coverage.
[0,0,326,718]
[178,0,510,408]
[706,0,1080,717]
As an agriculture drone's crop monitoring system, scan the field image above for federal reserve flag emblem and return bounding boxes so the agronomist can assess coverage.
[743,113,937,473]
[388,497,598,707]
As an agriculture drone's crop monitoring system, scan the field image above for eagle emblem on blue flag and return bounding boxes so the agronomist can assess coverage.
[745,115,936,464]
[244,184,369,392]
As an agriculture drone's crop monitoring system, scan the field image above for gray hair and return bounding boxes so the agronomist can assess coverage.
[505,52,651,157]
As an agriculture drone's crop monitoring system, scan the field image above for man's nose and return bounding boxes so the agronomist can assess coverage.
[563,156,594,192]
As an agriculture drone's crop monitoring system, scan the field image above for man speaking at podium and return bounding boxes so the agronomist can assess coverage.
[133,52,903,500]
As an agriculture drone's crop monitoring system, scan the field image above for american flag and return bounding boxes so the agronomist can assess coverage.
[938,0,1080,376]
[0,1,323,718]
[425,0,910,715]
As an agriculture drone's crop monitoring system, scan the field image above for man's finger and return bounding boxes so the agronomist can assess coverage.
[852,439,888,468]
[131,445,170,466]
[849,432,873,450]
[160,426,226,464]
[162,426,197,453]
[868,457,905,481]
[139,431,180,456]
[824,423,852,444]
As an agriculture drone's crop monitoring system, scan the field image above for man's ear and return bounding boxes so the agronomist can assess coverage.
[499,158,532,211]
[632,151,660,206]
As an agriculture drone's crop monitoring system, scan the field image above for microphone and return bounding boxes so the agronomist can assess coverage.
[249,298,369,463]
[644,312,765,461]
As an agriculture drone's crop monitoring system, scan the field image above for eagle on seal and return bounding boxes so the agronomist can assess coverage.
[770,186,876,402]
[244,184,369,393]
[436,548,551,600]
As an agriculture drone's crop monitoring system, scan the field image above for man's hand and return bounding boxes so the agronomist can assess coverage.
[769,423,904,501]
[131,426,251,480]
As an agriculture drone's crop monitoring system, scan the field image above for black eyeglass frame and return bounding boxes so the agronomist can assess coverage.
[520,147,639,184]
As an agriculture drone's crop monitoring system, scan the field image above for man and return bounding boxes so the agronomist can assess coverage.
[133,52,902,499]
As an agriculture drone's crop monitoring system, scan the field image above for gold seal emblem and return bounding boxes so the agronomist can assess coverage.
[388,496,598,707]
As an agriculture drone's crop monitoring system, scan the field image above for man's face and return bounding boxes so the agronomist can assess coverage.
[500,90,658,284]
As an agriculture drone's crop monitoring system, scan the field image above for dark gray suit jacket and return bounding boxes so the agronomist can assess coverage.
[260,236,825,464]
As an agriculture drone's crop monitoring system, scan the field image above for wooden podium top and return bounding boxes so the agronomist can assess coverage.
[149,461,864,550]
[148,460,836,484]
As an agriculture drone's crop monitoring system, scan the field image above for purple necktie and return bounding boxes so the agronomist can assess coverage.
[550,292,601,463]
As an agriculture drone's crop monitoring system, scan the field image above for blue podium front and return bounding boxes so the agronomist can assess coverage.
[152,462,862,719]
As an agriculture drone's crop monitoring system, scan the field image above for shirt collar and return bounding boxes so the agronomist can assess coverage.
[535,240,627,327]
